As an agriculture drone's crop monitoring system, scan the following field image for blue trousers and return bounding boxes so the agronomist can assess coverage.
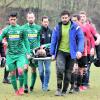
[38,60,51,90]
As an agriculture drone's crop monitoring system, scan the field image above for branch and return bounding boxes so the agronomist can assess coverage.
[5,0,17,8]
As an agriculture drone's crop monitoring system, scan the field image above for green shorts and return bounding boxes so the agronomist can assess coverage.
[25,57,38,68]
[6,54,26,72]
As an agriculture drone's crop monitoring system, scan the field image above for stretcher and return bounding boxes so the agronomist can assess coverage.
[31,43,51,61]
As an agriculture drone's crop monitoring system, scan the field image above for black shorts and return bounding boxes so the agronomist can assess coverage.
[78,56,88,68]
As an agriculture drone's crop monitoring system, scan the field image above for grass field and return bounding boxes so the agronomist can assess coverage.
[0,62,100,100]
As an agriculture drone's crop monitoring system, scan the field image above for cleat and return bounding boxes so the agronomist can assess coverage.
[69,88,74,94]
[3,79,11,84]
[24,85,28,93]
[79,86,84,91]
[30,86,33,92]
[15,90,20,96]
[82,86,87,90]
[55,89,62,96]
[19,88,24,95]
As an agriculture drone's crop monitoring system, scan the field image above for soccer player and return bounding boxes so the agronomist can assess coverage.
[71,13,95,91]
[0,12,30,95]
[79,11,99,88]
[22,11,41,93]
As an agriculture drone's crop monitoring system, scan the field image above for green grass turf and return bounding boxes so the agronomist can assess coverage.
[0,62,100,100]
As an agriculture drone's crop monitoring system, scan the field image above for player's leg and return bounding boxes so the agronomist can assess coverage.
[30,59,37,92]
[17,55,26,95]
[24,58,29,93]
[77,56,88,91]
[6,55,19,95]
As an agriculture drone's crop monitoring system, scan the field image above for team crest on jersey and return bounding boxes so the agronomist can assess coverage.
[34,30,38,33]
[16,31,20,34]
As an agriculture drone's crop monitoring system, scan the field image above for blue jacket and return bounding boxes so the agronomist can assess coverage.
[50,21,84,59]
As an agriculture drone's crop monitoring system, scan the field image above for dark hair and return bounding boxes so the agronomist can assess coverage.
[9,12,18,18]
[27,11,34,15]
[79,11,87,15]
[72,14,80,21]
[60,10,70,17]
[41,16,49,21]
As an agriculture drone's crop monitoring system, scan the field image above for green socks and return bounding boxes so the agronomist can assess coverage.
[19,74,24,88]
[24,70,28,87]
[11,75,18,91]
[30,72,37,88]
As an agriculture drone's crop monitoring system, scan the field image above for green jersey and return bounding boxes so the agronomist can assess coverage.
[59,23,70,53]
[0,24,30,55]
[22,23,41,53]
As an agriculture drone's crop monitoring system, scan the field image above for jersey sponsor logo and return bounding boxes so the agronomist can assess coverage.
[28,34,37,39]
[9,34,20,40]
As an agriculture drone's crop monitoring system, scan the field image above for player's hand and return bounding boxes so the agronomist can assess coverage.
[76,51,82,59]
[90,48,95,56]
[51,55,55,61]
[26,54,31,59]
[95,40,100,46]
[95,33,100,45]
[24,64,28,70]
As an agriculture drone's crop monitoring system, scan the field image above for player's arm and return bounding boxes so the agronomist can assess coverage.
[90,24,100,45]
[89,34,95,56]
[94,33,100,45]
[22,29,30,54]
